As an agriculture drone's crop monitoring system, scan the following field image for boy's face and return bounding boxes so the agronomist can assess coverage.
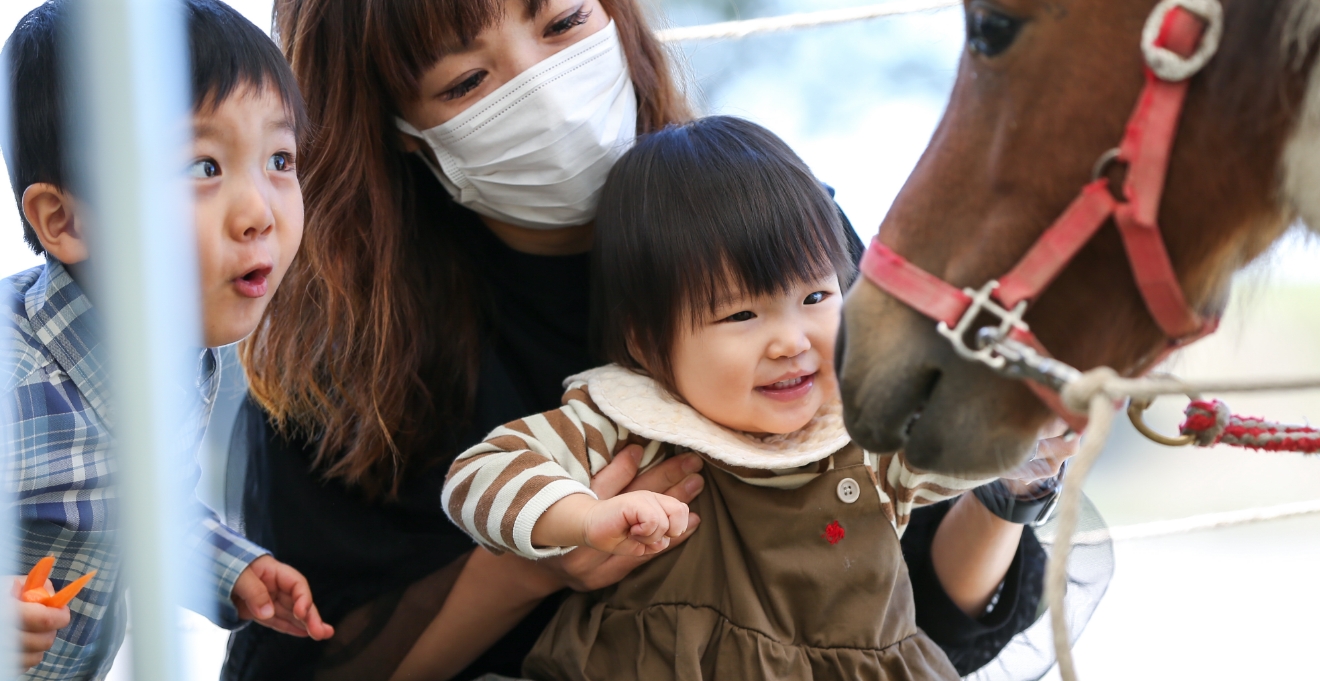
[191,84,303,347]
[668,273,843,435]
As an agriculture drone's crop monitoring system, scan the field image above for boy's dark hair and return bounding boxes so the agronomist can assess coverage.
[2,0,307,255]
[591,116,857,393]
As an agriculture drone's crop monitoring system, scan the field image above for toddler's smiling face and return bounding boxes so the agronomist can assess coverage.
[669,273,843,435]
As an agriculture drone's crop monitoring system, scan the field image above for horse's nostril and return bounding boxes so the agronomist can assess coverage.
[902,408,923,438]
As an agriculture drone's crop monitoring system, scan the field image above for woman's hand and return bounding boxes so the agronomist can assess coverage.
[998,426,1076,492]
[536,445,705,592]
[931,422,1077,617]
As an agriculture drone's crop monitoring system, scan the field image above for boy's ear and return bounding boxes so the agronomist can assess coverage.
[22,183,88,264]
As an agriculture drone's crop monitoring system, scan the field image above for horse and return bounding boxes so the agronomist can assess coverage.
[837,0,1320,476]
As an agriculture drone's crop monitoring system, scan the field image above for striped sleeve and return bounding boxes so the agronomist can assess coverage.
[443,382,644,559]
[869,451,991,537]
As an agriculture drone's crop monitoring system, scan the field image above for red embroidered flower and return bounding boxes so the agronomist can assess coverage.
[822,520,845,545]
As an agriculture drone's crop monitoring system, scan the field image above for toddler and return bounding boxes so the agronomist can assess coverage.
[443,116,1007,679]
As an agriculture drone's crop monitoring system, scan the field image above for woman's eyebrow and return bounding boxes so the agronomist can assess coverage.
[525,0,551,19]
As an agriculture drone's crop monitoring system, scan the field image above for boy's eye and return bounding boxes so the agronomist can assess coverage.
[722,310,756,323]
[188,158,220,179]
[267,153,294,172]
[442,71,487,101]
[804,291,829,305]
[546,8,591,37]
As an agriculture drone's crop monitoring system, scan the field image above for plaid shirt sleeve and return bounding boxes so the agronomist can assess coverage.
[4,263,270,681]
[179,348,268,628]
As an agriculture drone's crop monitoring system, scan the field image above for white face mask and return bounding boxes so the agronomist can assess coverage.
[396,20,637,230]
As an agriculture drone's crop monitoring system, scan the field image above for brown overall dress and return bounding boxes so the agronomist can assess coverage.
[523,444,960,681]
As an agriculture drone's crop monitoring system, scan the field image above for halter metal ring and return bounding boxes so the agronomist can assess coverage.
[1141,0,1224,82]
[1091,147,1123,183]
[1126,396,1196,447]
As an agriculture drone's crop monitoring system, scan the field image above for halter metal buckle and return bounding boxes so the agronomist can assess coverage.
[1141,0,1224,82]
[935,280,1028,371]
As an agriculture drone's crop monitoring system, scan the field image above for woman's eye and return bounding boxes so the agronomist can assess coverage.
[546,8,591,37]
[442,71,486,101]
[966,6,1023,57]
[188,158,220,179]
[804,291,828,305]
[267,153,294,173]
[723,310,756,323]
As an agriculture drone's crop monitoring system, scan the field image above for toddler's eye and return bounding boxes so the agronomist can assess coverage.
[722,310,756,323]
[188,158,220,179]
[267,153,294,172]
[804,292,828,305]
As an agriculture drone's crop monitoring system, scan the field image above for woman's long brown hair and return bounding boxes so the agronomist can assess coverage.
[243,0,690,498]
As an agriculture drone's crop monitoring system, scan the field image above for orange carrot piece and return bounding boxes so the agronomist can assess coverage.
[40,571,96,608]
[22,556,54,593]
[19,588,50,603]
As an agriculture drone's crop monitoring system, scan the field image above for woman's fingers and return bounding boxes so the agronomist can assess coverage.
[663,473,705,505]
[1003,433,1077,482]
[622,453,703,497]
[589,445,644,499]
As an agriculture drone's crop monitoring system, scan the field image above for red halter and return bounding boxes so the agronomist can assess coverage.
[858,0,1225,430]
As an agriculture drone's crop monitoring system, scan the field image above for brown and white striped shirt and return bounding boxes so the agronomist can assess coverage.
[443,365,989,559]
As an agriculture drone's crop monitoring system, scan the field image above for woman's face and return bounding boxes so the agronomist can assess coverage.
[399,0,612,130]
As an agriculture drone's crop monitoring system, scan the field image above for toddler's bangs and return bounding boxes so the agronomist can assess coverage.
[592,116,856,391]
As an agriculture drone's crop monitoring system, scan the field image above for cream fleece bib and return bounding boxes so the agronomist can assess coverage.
[567,364,852,470]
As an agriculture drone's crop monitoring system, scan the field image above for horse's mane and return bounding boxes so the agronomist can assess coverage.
[1285,0,1320,63]
[1282,0,1320,233]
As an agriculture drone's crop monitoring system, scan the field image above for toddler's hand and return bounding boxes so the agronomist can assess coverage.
[231,555,335,640]
[581,490,690,556]
[12,576,69,671]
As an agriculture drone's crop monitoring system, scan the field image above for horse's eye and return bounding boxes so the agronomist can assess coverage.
[966,6,1022,57]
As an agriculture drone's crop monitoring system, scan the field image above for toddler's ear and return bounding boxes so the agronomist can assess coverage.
[22,183,89,264]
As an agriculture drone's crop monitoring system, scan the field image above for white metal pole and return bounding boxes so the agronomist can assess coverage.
[68,1,198,679]
[0,40,15,678]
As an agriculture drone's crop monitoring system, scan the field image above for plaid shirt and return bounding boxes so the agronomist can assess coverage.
[3,261,268,680]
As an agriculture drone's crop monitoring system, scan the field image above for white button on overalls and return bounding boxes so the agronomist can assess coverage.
[836,477,860,504]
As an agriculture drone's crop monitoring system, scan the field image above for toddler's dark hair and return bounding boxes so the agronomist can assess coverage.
[591,116,857,393]
[1,0,308,255]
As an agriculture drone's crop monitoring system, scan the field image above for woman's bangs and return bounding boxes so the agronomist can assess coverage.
[367,0,547,103]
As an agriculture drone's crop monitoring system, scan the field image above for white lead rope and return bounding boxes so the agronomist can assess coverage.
[1046,367,1320,681]
[655,0,961,43]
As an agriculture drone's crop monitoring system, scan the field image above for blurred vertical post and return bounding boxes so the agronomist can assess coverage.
[0,40,14,678]
[68,1,198,679]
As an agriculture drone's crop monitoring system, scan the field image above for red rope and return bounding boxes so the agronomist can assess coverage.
[1179,400,1320,454]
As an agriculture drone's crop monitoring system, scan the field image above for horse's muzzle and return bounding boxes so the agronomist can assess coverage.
[839,279,1046,477]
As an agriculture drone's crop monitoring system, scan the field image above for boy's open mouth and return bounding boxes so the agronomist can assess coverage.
[233,265,272,299]
[755,372,816,402]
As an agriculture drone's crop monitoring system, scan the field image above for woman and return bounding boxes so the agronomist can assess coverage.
[223,1,1063,679]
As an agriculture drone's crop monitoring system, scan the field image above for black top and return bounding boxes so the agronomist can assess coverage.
[221,165,1045,681]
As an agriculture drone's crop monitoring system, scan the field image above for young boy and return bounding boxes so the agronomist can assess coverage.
[2,1,332,677]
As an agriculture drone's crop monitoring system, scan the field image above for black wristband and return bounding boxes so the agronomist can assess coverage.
[972,461,1066,526]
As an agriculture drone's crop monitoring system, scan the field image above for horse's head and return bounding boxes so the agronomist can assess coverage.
[840,0,1320,476]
